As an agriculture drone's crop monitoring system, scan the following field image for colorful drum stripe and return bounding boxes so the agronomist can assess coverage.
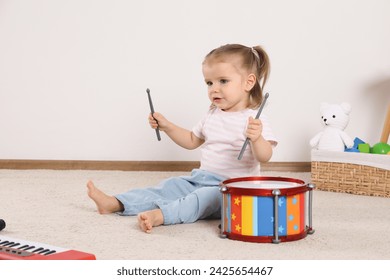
[224,192,306,237]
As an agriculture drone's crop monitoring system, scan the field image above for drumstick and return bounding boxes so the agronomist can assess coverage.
[146,88,161,141]
[237,92,269,160]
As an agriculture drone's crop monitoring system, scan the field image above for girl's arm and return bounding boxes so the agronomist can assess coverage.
[246,117,273,163]
[149,112,204,150]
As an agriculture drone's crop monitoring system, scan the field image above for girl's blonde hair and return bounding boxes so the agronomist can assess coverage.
[203,44,270,109]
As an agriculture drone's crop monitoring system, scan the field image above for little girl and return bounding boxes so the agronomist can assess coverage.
[87,44,278,233]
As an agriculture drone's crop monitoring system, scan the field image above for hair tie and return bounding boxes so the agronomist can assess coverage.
[251,47,260,60]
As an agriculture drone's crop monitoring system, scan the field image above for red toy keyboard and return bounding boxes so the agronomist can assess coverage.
[0,235,96,260]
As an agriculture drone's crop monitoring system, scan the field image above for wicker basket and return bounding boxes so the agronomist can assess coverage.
[311,150,390,198]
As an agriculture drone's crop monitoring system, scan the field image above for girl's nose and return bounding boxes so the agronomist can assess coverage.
[210,85,219,93]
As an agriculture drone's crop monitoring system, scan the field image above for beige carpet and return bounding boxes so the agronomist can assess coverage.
[0,169,389,260]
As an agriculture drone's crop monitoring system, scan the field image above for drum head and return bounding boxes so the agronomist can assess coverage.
[221,176,307,196]
[226,179,304,189]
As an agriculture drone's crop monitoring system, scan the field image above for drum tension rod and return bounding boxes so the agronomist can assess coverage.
[219,185,228,239]
[272,189,281,244]
[307,183,316,235]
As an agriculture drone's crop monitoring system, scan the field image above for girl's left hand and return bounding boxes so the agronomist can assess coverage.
[246,116,263,142]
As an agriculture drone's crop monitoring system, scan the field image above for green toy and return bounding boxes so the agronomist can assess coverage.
[358,143,370,153]
[371,142,390,154]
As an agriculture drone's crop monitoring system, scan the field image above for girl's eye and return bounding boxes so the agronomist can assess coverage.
[206,81,213,86]
[220,79,229,84]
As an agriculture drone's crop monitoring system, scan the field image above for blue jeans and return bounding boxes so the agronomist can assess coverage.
[115,169,226,225]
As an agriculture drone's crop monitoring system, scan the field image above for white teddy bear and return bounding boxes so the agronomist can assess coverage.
[310,102,354,152]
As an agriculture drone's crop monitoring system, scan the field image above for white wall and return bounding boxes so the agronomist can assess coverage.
[0,0,389,162]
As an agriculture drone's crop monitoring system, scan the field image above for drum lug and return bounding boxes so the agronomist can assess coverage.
[219,186,228,192]
[219,223,227,239]
[219,233,227,239]
[272,189,281,196]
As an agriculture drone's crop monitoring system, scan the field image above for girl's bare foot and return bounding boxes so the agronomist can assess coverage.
[137,209,164,233]
[86,180,123,214]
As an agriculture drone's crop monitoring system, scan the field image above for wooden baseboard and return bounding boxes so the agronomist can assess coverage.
[261,161,311,172]
[0,159,311,172]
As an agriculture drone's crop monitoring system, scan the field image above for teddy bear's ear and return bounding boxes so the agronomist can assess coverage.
[340,102,351,115]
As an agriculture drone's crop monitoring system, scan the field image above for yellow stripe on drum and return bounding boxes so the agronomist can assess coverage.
[241,196,254,236]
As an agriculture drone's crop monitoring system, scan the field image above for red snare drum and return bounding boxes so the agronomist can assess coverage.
[219,176,315,243]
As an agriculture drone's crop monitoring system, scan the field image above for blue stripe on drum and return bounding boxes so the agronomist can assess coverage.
[257,196,273,236]
[278,196,287,237]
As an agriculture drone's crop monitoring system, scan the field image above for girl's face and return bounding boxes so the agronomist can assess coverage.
[202,59,255,112]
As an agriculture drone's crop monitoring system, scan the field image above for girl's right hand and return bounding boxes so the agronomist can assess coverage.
[148,112,169,131]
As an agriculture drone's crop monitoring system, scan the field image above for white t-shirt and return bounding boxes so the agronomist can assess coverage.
[192,107,278,179]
